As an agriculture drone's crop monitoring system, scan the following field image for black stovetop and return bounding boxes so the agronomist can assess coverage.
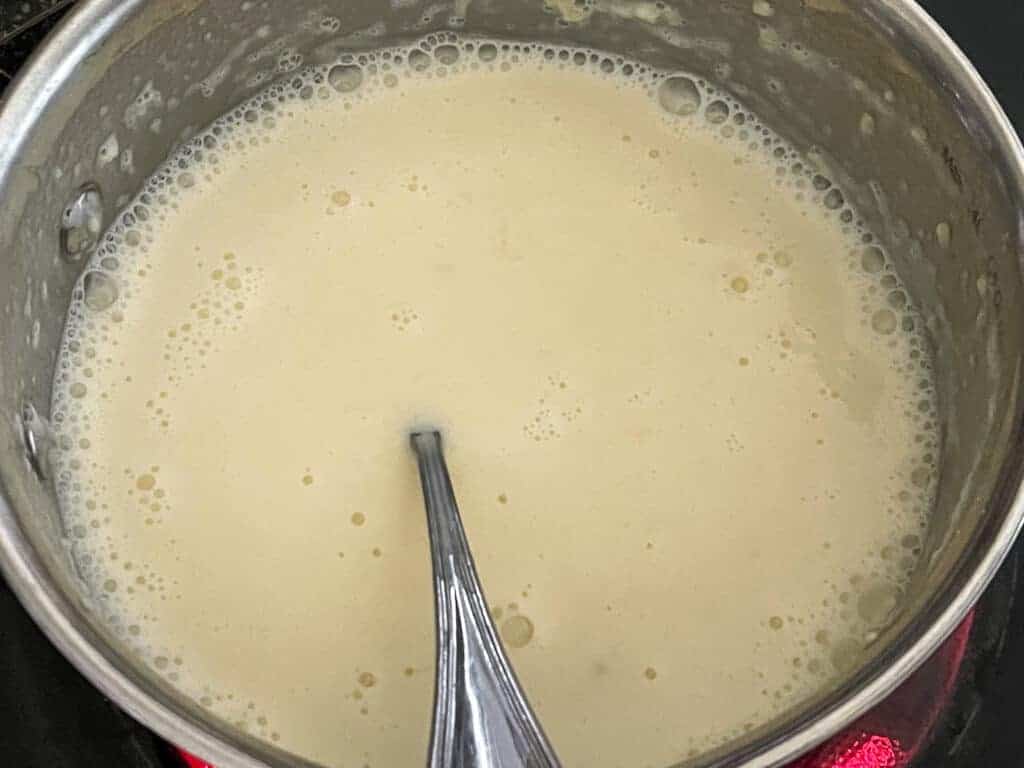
[1,2,1023,767]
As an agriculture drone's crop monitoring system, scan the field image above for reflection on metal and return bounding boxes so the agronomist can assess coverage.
[412,430,560,768]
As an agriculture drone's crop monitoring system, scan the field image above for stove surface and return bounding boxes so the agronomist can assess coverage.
[1,2,1022,767]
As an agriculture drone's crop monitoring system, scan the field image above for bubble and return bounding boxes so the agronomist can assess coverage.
[61,185,104,262]
[705,100,730,125]
[434,44,460,65]
[871,309,897,335]
[358,671,377,687]
[823,189,845,210]
[83,271,119,312]
[829,636,863,673]
[859,113,876,137]
[856,582,898,625]
[327,64,364,93]
[731,276,750,293]
[501,615,535,648]
[408,49,431,71]
[478,43,498,62]
[860,246,885,274]
[658,76,702,116]
[887,290,907,310]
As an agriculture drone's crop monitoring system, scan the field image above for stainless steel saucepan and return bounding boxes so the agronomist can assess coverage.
[1,1,1023,766]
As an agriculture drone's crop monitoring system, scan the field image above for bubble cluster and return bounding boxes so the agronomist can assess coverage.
[390,307,421,333]
[522,375,584,443]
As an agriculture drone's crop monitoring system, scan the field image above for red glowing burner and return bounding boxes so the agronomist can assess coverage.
[800,733,906,768]
[178,751,214,768]
[793,611,974,768]
[177,612,973,768]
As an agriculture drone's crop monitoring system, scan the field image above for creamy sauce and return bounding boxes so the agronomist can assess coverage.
[52,38,939,768]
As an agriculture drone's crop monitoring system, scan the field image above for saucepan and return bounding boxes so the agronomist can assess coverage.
[0,0,1023,766]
